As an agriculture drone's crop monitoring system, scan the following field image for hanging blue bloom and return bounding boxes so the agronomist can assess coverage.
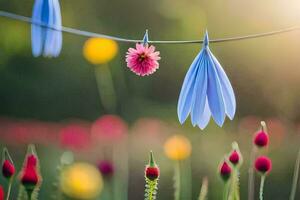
[177,31,236,129]
[31,0,62,57]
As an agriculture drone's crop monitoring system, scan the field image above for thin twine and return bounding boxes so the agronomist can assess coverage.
[1,10,300,44]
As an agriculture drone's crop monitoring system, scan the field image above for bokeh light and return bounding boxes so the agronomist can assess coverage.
[83,38,118,65]
[60,162,103,200]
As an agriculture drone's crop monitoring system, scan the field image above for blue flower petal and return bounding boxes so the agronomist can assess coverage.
[52,0,63,56]
[197,99,211,129]
[44,0,62,57]
[209,51,236,119]
[31,0,44,57]
[177,52,202,123]
[31,0,62,58]
[43,0,54,57]
[177,31,236,129]
[206,49,226,126]
[191,54,208,126]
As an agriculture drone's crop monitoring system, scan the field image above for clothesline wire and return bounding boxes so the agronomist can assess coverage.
[0,10,300,44]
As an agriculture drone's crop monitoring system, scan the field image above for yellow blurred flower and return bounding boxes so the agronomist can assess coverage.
[164,135,192,161]
[83,38,118,64]
[60,162,103,200]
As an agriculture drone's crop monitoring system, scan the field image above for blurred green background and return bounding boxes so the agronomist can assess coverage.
[0,0,300,199]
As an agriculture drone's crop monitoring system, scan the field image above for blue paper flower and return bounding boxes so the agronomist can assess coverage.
[31,0,62,57]
[177,31,236,129]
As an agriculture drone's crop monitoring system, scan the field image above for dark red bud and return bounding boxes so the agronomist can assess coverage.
[21,166,39,188]
[254,131,269,147]
[229,150,240,165]
[2,160,15,178]
[98,160,114,177]
[255,156,272,174]
[145,166,160,181]
[220,161,232,181]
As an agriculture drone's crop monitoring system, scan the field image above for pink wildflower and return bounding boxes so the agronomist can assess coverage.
[91,115,128,142]
[125,43,161,76]
[59,124,91,151]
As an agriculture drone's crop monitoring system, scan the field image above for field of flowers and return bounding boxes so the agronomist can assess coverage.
[1,0,300,200]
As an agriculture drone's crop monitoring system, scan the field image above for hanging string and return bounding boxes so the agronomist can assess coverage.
[0,10,300,44]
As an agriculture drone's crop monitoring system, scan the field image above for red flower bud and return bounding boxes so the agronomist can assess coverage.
[254,131,269,147]
[2,160,15,178]
[21,166,39,188]
[229,150,240,165]
[26,154,37,168]
[220,161,232,181]
[0,185,4,200]
[145,151,159,181]
[98,160,114,177]
[145,166,160,181]
[255,156,272,174]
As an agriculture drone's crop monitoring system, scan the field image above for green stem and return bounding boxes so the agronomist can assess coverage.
[259,175,266,200]
[198,177,208,200]
[235,168,240,200]
[223,182,230,200]
[248,146,257,200]
[289,148,300,200]
[183,158,192,200]
[229,168,240,200]
[27,191,32,200]
[174,161,181,200]
[94,64,117,113]
[148,180,156,200]
[6,179,13,200]
[113,144,128,200]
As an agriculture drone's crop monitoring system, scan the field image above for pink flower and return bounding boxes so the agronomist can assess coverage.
[91,115,128,142]
[59,124,91,151]
[125,43,161,76]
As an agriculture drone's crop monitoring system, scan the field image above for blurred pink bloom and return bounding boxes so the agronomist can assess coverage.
[59,124,91,151]
[91,115,128,142]
[238,115,261,134]
[266,118,285,147]
[125,43,161,76]
[0,119,60,146]
[132,118,164,136]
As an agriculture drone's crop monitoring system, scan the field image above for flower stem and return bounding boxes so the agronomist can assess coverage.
[259,175,266,200]
[289,148,300,200]
[248,146,257,200]
[174,161,181,200]
[223,182,230,200]
[94,64,117,113]
[229,168,240,200]
[183,158,192,200]
[198,177,208,200]
[27,190,32,200]
[6,179,13,200]
[235,168,241,200]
